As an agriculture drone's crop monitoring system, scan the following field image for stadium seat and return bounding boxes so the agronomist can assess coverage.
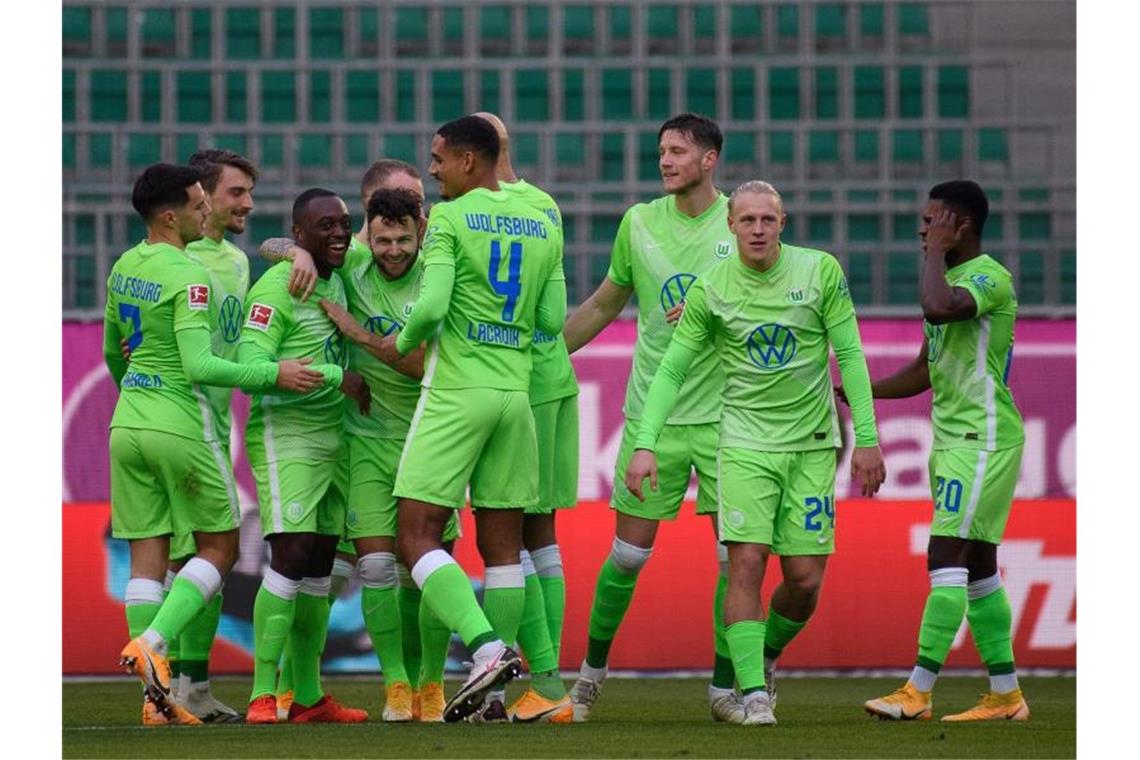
[310,70,332,123]
[816,68,839,119]
[345,134,369,167]
[1018,251,1045,304]
[89,133,113,168]
[1060,250,1076,304]
[899,66,923,118]
[226,7,261,59]
[687,68,716,117]
[847,252,874,304]
[91,70,127,122]
[938,66,969,118]
[603,69,633,121]
[769,68,800,120]
[730,5,763,54]
[1019,212,1051,241]
[191,8,213,58]
[886,252,918,304]
[516,70,550,121]
[432,70,465,122]
[854,67,885,119]
[346,72,379,123]
[979,128,1009,162]
[310,8,344,59]
[395,71,416,122]
[141,9,176,58]
[128,134,162,168]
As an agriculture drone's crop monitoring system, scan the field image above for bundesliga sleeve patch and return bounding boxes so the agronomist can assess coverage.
[187,284,210,310]
[246,303,275,331]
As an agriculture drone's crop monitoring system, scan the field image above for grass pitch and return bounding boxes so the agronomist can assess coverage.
[63,675,1074,758]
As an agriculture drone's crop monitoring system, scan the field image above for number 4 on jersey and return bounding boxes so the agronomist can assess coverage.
[488,240,523,322]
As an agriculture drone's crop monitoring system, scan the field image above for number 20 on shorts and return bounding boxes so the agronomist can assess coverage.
[934,476,963,512]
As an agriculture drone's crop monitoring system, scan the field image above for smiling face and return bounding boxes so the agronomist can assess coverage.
[169,181,210,245]
[368,214,420,280]
[206,165,255,237]
[428,134,471,201]
[728,191,786,270]
[658,129,715,196]
[295,195,352,271]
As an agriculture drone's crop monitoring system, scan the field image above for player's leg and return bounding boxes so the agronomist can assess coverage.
[413,531,459,723]
[942,445,1029,722]
[723,542,776,726]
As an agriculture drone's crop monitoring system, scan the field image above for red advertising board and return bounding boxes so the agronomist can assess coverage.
[64,499,1074,675]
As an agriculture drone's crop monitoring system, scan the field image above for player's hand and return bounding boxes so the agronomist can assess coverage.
[624,449,659,502]
[120,337,132,363]
[923,208,968,258]
[288,247,319,301]
[340,370,371,415]
[275,357,325,393]
[319,298,371,345]
[850,445,886,498]
[665,301,685,325]
[834,384,849,407]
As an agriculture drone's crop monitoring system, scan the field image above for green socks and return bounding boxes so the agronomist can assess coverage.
[397,569,424,688]
[179,591,223,684]
[711,572,735,689]
[586,546,650,668]
[725,620,767,693]
[967,575,1019,693]
[482,565,526,647]
[147,559,221,644]
[124,577,164,639]
[530,544,566,665]
[415,551,496,648]
[291,579,332,707]
[763,607,808,661]
[515,557,566,700]
[359,552,409,685]
[910,568,969,692]
[250,571,299,701]
[418,596,452,686]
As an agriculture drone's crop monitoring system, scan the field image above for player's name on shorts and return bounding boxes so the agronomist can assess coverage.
[121,371,163,388]
[463,212,549,240]
[108,272,163,303]
[467,320,521,348]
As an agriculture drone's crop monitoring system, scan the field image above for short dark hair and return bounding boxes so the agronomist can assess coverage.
[131,163,201,221]
[435,115,500,165]
[360,159,420,199]
[366,188,423,228]
[292,188,342,225]
[658,113,723,154]
[187,149,259,192]
[929,180,990,237]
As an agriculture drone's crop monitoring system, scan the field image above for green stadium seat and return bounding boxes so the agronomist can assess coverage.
[978,128,1008,162]
[126,212,147,243]
[639,131,659,181]
[443,7,464,53]
[893,213,916,241]
[128,134,161,167]
[860,4,885,36]
[1019,187,1050,202]
[892,129,923,163]
[565,5,595,42]
[310,70,331,123]
[808,214,833,243]
[516,70,549,121]
[809,131,839,163]
[724,132,754,164]
[686,68,716,117]
[899,3,930,35]
[481,71,501,114]
[515,133,539,168]
[848,189,878,202]
[592,214,622,243]
[63,133,76,169]
[854,67,885,119]
[140,70,162,122]
[986,213,1004,240]
[106,7,128,57]
[898,66,923,118]
[601,133,624,181]
[71,255,98,308]
[177,134,200,162]
[273,8,295,58]
[647,5,679,53]
[1019,213,1051,240]
[610,5,633,49]
[261,72,295,123]
[731,68,755,119]
[91,70,127,122]
[847,252,874,304]
[848,214,881,242]
[395,8,427,57]
[938,66,969,118]
[730,5,762,53]
[769,68,800,120]
[298,134,332,167]
[589,251,612,290]
[141,9,175,58]
[648,69,671,119]
[887,253,919,304]
[769,131,795,164]
[1060,250,1076,304]
[481,6,512,56]
[214,134,247,155]
[359,8,379,56]
[432,70,464,122]
[346,72,379,123]
[892,188,918,202]
[603,69,633,120]
[777,5,800,38]
[938,129,963,162]
[815,4,846,41]
[854,130,879,162]
[1018,251,1044,304]
[809,190,832,202]
[62,6,90,53]
[782,215,797,240]
[177,71,212,123]
[395,71,416,122]
[345,134,369,167]
[385,134,417,164]
[74,214,96,246]
[816,68,838,119]
[563,70,584,120]
[310,8,344,59]
[527,6,550,51]
[226,8,261,60]
[694,4,717,41]
[190,9,212,59]
[260,134,284,168]
[63,70,76,123]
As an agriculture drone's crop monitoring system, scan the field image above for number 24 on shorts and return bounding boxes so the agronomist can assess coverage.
[804,496,835,531]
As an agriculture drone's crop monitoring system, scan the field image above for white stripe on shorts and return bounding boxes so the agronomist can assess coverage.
[262,401,284,534]
[398,384,433,476]
[194,386,240,526]
[957,449,989,539]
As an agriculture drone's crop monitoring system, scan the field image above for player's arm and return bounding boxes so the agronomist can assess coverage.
[861,340,931,400]
[319,298,426,380]
[236,296,343,392]
[919,209,977,324]
[564,210,635,353]
[102,295,128,386]
[394,211,458,356]
[535,258,568,335]
[258,237,319,301]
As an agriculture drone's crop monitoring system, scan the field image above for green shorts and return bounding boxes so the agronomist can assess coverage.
[251,453,347,538]
[716,447,837,555]
[109,428,239,540]
[611,420,719,520]
[395,387,538,510]
[929,445,1023,544]
[530,394,579,515]
[344,435,462,544]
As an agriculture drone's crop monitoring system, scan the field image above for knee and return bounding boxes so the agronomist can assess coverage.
[269,536,312,579]
[783,571,823,599]
[610,537,653,574]
[358,551,399,589]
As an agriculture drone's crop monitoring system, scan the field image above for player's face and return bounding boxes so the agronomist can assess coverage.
[173,182,210,245]
[728,192,786,268]
[919,199,947,254]
[429,135,468,201]
[659,130,714,196]
[364,171,427,224]
[368,215,420,281]
[297,196,352,270]
[208,165,255,236]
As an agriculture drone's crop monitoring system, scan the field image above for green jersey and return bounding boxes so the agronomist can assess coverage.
[340,237,423,439]
[607,194,733,423]
[638,245,866,452]
[185,236,250,441]
[402,187,563,391]
[925,254,1024,451]
[500,179,579,405]
[240,262,349,462]
[103,241,275,443]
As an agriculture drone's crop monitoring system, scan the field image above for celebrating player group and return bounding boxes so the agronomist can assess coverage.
[103,111,1029,728]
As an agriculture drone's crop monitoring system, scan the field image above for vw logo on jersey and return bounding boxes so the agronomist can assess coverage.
[746,323,797,370]
[219,295,243,343]
[925,322,945,362]
[660,273,697,312]
[364,315,402,336]
[324,331,349,367]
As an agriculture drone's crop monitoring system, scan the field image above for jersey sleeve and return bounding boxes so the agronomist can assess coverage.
[239,286,344,389]
[396,258,455,355]
[177,324,279,390]
[957,268,1013,318]
[828,316,879,448]
[670,277,713,352]
[605,208,635,287]
[102,288,127,386]
[171,264,214,334]
[535,253,567,335]
[819,255,857,330]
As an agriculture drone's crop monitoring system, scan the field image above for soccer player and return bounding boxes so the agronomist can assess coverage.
[470,112,575,723]
[859,181,1029,722]
[625,180,885,725]
[263,161,459,722]
[562,113,740,723]
[107,163,326,724]
[372,116,565,722]
[241,189,372,724]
